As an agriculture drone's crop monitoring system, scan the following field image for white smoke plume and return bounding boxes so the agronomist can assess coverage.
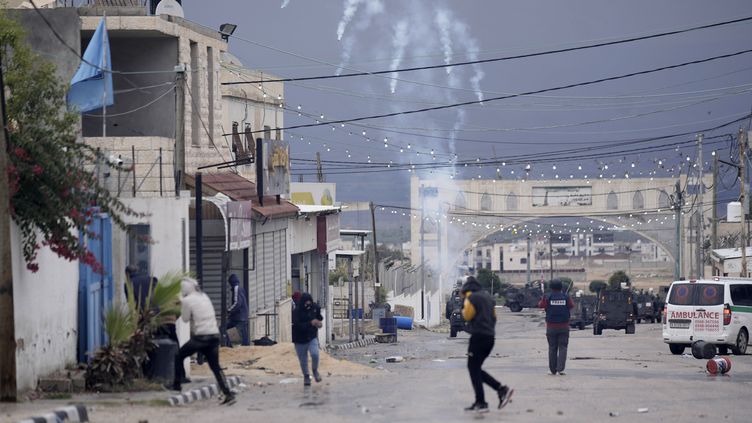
[434,9,453,74]
[452,20,485,103]
[337,0,364,41]
[281,0,290,8]
[389,20,409,94]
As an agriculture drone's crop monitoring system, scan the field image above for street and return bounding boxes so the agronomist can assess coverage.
[4,307,750,422]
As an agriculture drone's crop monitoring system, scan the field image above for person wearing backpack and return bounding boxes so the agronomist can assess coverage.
[538,278,574,375]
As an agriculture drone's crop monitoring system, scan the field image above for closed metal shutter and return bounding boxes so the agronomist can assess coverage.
[189,236,226,318]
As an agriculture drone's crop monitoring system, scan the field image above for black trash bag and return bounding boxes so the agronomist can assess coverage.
[691,340,716,360]
[252,336,277,346]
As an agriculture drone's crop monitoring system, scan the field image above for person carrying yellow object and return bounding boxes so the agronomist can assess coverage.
[460,276,513,414]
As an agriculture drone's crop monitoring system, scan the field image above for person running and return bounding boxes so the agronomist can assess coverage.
[538,278,574,376]
[166,277,236,405]
[461,276,513,413]
[292,293,323,386]
[223,274,249,347]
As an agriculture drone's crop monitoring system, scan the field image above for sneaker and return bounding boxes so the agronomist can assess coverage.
[304,375,311,386]
[313,371,323,383]
[220,394,236,406]
[497,386,514,409]
[464,402,489,413]
[558,371,566,376]
[548,371,557,376]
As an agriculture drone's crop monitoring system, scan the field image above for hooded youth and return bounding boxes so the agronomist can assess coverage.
[292,293,323,344]
[227,274,249,322]
[180,278,219,336]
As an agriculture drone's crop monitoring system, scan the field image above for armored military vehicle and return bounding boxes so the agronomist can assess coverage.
[569,294,596,330]
[445,284,466,337]
[634,290,660,323]
[593,288,637,335]
[504,280,544,312]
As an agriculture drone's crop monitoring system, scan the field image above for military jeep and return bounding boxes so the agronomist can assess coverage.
[593,288,637,335]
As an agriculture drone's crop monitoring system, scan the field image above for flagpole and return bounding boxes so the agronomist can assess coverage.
[101,13,106,139]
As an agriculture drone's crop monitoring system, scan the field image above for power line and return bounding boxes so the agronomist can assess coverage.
[226,49,752,137]
[223,15,752,85]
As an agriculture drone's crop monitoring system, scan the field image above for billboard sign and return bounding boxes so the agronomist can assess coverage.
[532,186,592,207]
[227,200,253,251]
[290,182,336,206]
[262,138,290,196]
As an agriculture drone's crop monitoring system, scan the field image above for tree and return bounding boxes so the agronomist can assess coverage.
[608,270,631,289]
[1,12,140,272]
[589,280,607,293]
[477,268,504,294]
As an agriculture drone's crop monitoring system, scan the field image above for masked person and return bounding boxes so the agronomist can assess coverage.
[292,293,323,386]
[223,274,249,347]
[538,278,574,375]
[167,277,236,405]
[461,277,513,413]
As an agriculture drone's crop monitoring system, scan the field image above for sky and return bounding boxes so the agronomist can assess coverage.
[184,0,752,233]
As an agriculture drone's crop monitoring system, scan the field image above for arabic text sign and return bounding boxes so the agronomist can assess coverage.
[532,186,592,207]
[227,200,253,251]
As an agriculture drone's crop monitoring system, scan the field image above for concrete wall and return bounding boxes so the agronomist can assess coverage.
[12,8,81,82]
[290,217,317,254]
[11,224,79,393]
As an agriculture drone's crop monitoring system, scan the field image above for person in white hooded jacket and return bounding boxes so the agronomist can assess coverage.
[167,277,235,405]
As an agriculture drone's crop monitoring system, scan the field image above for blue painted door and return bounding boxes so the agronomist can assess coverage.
[77,212,113,363]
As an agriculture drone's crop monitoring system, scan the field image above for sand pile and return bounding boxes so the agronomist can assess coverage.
[191,343,376,378]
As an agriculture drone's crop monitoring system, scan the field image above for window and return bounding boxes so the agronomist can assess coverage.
[506,192,518,211]
[206,46,215,142]
[455,192,466,209]
[480,193,492,211]
[668,283,723,306]
[607,191,618,210]
[697,284,724,306]
[190,41,201,146]
[128,224,151,276]
[520,258,527,264]
[668,283,693,305]
[658,190,670,209]
[264,125,272,140]
[477,250,482,257]
[731,284,752,306]
[633,191,644,209]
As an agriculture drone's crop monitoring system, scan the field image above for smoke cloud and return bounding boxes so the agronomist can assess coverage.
[389,20,409,94]
[281,0,290,8]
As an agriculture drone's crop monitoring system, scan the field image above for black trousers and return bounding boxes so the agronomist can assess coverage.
[546,327,570,374]
[467,334,502,404]
[173,334,231,395]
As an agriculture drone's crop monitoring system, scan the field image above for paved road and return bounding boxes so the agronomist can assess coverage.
[4,307,750,422]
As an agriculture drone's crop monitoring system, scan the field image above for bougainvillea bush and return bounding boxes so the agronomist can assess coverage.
[1,11,141,272]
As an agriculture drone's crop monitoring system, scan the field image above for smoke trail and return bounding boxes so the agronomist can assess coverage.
[281,0,290,8]
[337,0,363,41]
[452,20,485,103]
[434,9,453,74]
[389,20,409,94]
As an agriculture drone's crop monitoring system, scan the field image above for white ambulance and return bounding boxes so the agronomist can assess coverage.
[662,277,752,355]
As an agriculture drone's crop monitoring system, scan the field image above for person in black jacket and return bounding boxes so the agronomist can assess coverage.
[461,277,513,413]
[292,293,323,386]
[222,274,249,347]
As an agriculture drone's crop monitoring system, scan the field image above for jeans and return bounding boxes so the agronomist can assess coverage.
[173,334,231,396]
[294,338,320,377]
[546,327,570,374]
[223,319,250,347]
[467,334,501,404]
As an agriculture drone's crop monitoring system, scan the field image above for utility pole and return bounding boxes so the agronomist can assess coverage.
[698,133,705,278]
[369,202,380,311]
[526,234,531,284]
[316,152,324,183]
[174,64,186,193]
[674,180,683,280]
[548,230,554,281]
[739,128,748,277]
[0,49,18,402]
[712,150,718,251]
[420,186,426,320]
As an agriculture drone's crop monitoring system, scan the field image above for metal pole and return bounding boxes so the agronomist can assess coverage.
[548,230,554,281]
[159,147,163,197]
[175,66,185,194]
[196,172,204,287]
[712,151,718,251]
[0,49,17,401]
[420,186,425,320]
[348,259,354,342]
[354,262,360,339]
[526,234,531,284]
[256,138,264,207]
[131,145,136,197]
[698,133,705,278]
[676,181,683,280]
[739,128,748,277]
[243,247,250,344]
[220,219,230,344]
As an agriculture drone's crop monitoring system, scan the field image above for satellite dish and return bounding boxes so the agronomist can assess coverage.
[156,0,184,18]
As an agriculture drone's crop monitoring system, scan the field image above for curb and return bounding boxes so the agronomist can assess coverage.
[330,336,376,350]
[16,404,88,423]
[168,376,242,406]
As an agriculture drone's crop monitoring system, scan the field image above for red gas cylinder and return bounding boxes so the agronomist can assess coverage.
[706,356,732,375]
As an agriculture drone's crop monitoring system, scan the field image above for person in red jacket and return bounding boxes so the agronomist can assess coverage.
[538,279,574,375]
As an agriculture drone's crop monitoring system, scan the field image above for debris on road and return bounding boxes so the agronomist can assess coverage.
[638,408,649,413]
[609,411,620,417]
[386,356,404,363]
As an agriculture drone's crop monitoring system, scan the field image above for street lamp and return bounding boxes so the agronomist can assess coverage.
[219,23,237,42]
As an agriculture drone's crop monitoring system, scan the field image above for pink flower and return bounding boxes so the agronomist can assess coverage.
[26,263,39,273]
[32,165,43,175]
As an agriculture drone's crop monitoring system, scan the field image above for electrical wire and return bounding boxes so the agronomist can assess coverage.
[83,82,175,117]
[223,15,752,85]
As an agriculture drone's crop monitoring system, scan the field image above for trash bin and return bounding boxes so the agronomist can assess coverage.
[147,338,178,382]
[380,317,397,334]
[372,307,386,322]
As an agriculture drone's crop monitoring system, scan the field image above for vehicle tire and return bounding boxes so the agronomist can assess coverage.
[578,322,585,330]
[718,345,729,355]
[669,344,685,355]
[636,318,642,324]
[731,328,748,355]
[593,322,603,336]
[450,327,457,338]
[508,302,522,313]
[625,323,636,334]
